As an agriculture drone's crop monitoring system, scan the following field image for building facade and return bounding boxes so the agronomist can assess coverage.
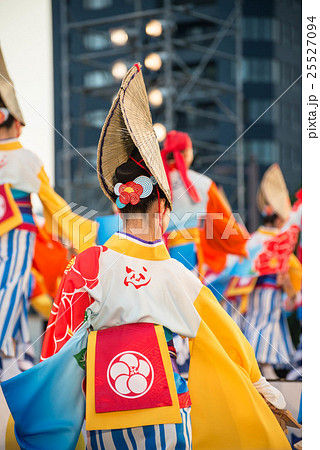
[52,0,301,227]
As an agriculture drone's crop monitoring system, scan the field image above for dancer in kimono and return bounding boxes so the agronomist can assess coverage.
[161,130,248,278]
[243,164,299,379]
[0,46,96,380]
[2,63,292,450]
[161,130,249,374]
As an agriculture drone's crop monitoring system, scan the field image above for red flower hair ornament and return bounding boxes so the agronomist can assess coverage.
[261,204,275,217]
[114,175,157,209]
[0,108,9,125]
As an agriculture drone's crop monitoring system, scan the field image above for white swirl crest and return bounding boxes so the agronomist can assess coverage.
[134,176,153,198]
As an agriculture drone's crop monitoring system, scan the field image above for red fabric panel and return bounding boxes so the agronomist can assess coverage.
[41,245,107,360]
[95,324,172,413]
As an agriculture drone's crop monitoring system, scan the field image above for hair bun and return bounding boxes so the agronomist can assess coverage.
[115,147,148,183]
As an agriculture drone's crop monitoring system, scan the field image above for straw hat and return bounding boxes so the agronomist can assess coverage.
[97,63,172,209]
[256,163,291,220]
[0,46,25,126]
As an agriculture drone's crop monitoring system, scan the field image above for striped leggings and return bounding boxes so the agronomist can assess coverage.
[87,407,192,449]
[243,287,294,365]
[0,229,35,358]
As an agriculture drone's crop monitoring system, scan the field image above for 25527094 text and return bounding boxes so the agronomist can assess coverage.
[306,16,318,139]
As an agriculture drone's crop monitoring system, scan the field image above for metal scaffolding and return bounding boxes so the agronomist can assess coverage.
[56,0,245,217]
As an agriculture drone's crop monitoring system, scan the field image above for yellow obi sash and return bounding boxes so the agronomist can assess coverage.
[0,184,23,236]
[86,323,181,431]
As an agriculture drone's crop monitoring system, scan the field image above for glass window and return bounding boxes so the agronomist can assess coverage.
[281,62,292,85]
[292,26,301,47]
[243,59,280,83]
[83,32,110,51]
[272,60,280,83]
[280,102,301,128]
[282,103,300,130]
[292,105,301,125]
[242,17,279,42]
[173,0,215,4]
[203,62,216,79]
[190,26,206,37]
[272,19,280,43]
[83,70,113,88]
[244,140,279,164]
[290,145,301,169]
[281,22,292,46]
[246,99,279,123]
[175,22,214,40]
[272,103,280,122]
[85,109,106,128]
[83,0,113,10]
[286,105,300,130]
[281,103,291,126]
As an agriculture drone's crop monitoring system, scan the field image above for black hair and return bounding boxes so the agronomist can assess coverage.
[165,151,174,162]
[113,147,168,214]
[0,113,15,129]
[262,213,279,226]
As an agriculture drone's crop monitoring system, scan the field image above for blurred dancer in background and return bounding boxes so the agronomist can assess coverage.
[285,189,302,381]
[161,130,249,375]
[0,46,96,381]
[161,130,248,276]
[242,164,301,379]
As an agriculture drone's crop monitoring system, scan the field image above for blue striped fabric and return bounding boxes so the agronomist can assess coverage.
[221,297,243,330]
[0,229,36,360]
[87,407,192,450]
[19,213,35,225]
[243,286,294,365]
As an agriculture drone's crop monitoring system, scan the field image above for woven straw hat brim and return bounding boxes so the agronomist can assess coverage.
[256,163,291,220]
[97,90,133,201]
[97,64,172,209]
[0,47,25,126]
[256,185,265,213]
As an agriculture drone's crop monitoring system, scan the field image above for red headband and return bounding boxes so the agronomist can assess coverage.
[161,130,200,203]
[162,130,192,156]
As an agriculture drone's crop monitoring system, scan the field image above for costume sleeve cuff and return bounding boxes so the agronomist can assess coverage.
[253,376,286,409]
